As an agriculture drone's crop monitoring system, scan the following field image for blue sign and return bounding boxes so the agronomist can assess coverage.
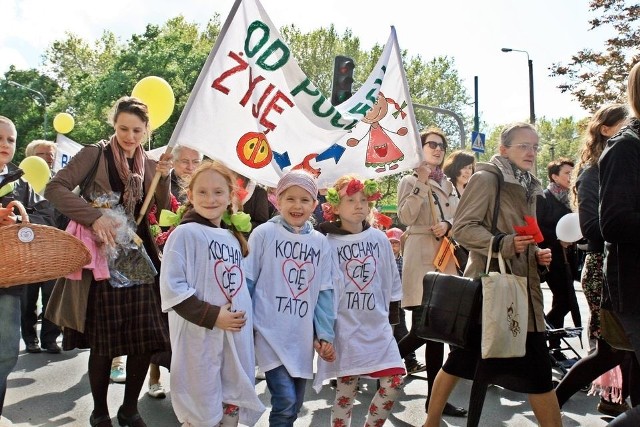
[471,131,485,153]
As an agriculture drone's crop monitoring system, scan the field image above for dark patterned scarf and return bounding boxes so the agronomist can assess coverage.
[429,166,445,185]
[547,181,571,210]
[511,163,534,200]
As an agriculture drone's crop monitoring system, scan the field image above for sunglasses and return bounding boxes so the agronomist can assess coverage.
[424,141,446,150]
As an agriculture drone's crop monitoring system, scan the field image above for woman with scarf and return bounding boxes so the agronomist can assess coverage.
[424,122,561,427]
[396,128,467,417]
[45,96,173,427]
[536,158,579,355]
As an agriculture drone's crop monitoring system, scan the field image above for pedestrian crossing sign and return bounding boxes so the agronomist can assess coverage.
[471,131,485,153]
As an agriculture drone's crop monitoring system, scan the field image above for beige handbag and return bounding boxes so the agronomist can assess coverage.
[481,245,528,359]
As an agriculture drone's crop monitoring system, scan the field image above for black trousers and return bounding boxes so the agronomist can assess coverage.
[20,279,60,346]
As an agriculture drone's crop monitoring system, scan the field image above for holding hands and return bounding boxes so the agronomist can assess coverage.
[314,339,336,362]
[215,303,247,332]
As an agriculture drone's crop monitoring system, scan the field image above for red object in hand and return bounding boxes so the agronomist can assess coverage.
[513,215,544,243]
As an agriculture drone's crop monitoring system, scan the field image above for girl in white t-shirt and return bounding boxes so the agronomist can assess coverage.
[244,170,336,427]
[160,161,264,427]
[314,174,405,427]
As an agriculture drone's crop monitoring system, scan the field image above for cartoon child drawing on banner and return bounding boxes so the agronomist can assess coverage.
[347,92,407,173]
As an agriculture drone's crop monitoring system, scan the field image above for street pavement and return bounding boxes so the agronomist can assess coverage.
[2,282,620,426]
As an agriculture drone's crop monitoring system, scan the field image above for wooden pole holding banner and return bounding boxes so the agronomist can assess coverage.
[134,0,244,227]
[136,145,174,225]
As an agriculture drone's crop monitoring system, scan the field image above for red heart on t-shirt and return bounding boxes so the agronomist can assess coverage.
[214,260,244,302]
[281,259,316,299]
[346,255,377,291]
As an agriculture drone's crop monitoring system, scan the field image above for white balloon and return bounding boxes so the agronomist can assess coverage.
[556,212,583,242]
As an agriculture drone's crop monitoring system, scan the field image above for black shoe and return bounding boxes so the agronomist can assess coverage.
[89,412,113,427]
[597,399,630,417]
[117,407,147,427]
[26,342,42,353]
[406,360,427,375]
[42,343,61,354]
[442,402,468,417]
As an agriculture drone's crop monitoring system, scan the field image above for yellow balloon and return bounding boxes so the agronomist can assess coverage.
[19,156,50,193]
[53,112,75,134]
[131,76,175,130]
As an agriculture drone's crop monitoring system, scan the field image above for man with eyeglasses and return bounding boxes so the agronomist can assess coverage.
[20,140,60,354]
[170,145,203,203]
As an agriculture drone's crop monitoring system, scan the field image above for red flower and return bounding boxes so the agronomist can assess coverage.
[169,194,180,213]
[382,400,395,410]
[368,403,378,416]
[333,419,346,427]
[390,375,403,389]
[337,396,351,408]
[148,205,158,225]
[345,179,364,196]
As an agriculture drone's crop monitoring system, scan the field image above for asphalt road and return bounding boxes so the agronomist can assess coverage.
[1,283,620,426]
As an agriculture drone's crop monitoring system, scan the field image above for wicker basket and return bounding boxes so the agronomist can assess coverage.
[0,200,92,287]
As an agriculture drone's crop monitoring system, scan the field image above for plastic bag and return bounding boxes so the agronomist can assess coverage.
[93,192,158,288]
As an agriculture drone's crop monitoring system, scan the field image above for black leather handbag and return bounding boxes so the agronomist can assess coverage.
[415,170,502,350]
[415,272,482,349]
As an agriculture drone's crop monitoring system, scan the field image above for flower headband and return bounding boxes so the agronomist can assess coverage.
[325,178,382,207]
[322,178,382,221]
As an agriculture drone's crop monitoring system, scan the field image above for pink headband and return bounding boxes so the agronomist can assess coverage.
[276,170,318,200]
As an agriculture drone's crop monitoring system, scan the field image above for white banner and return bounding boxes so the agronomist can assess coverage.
[54,134,83,173]
[168,0,422,188]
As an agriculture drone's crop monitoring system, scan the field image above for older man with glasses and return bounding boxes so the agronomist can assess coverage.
[170,145,203,203]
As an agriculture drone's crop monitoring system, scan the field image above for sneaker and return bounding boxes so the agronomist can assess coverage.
[406,361,427,375]
[110,366,126,383]
[147,383,166,399]
[597,399,630,417]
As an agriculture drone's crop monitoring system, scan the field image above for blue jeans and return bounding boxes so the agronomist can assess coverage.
[265,365,307,427]
[0,293,21,415]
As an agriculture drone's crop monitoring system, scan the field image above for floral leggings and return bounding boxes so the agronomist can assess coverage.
[331,374,404,427]
[217,403,239,426]
[581,252,604,340]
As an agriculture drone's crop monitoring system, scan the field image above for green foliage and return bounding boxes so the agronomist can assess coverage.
[550,0,640,112]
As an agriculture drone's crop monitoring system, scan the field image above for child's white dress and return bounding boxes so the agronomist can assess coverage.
[314,227,403,391]
[161,224,264,427]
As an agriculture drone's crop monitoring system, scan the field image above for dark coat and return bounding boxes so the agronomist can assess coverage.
[575,165,603,252]
[536,188,578,281]
[599,121,640,314]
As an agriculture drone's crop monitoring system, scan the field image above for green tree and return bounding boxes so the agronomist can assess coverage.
[550,0,640,112]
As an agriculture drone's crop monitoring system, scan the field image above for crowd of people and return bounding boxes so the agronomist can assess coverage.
[2,61,640,427]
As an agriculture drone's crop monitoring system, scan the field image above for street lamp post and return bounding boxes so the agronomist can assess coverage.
[501,48,535,125]
[7,80,47,137]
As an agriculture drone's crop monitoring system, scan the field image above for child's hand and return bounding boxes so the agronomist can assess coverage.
[314,339,336,362]
[215,303,246,332]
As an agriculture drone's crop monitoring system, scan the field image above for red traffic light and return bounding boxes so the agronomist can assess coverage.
[331,55,355,106]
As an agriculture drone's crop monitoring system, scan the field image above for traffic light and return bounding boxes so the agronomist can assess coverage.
[331,55,355,106]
